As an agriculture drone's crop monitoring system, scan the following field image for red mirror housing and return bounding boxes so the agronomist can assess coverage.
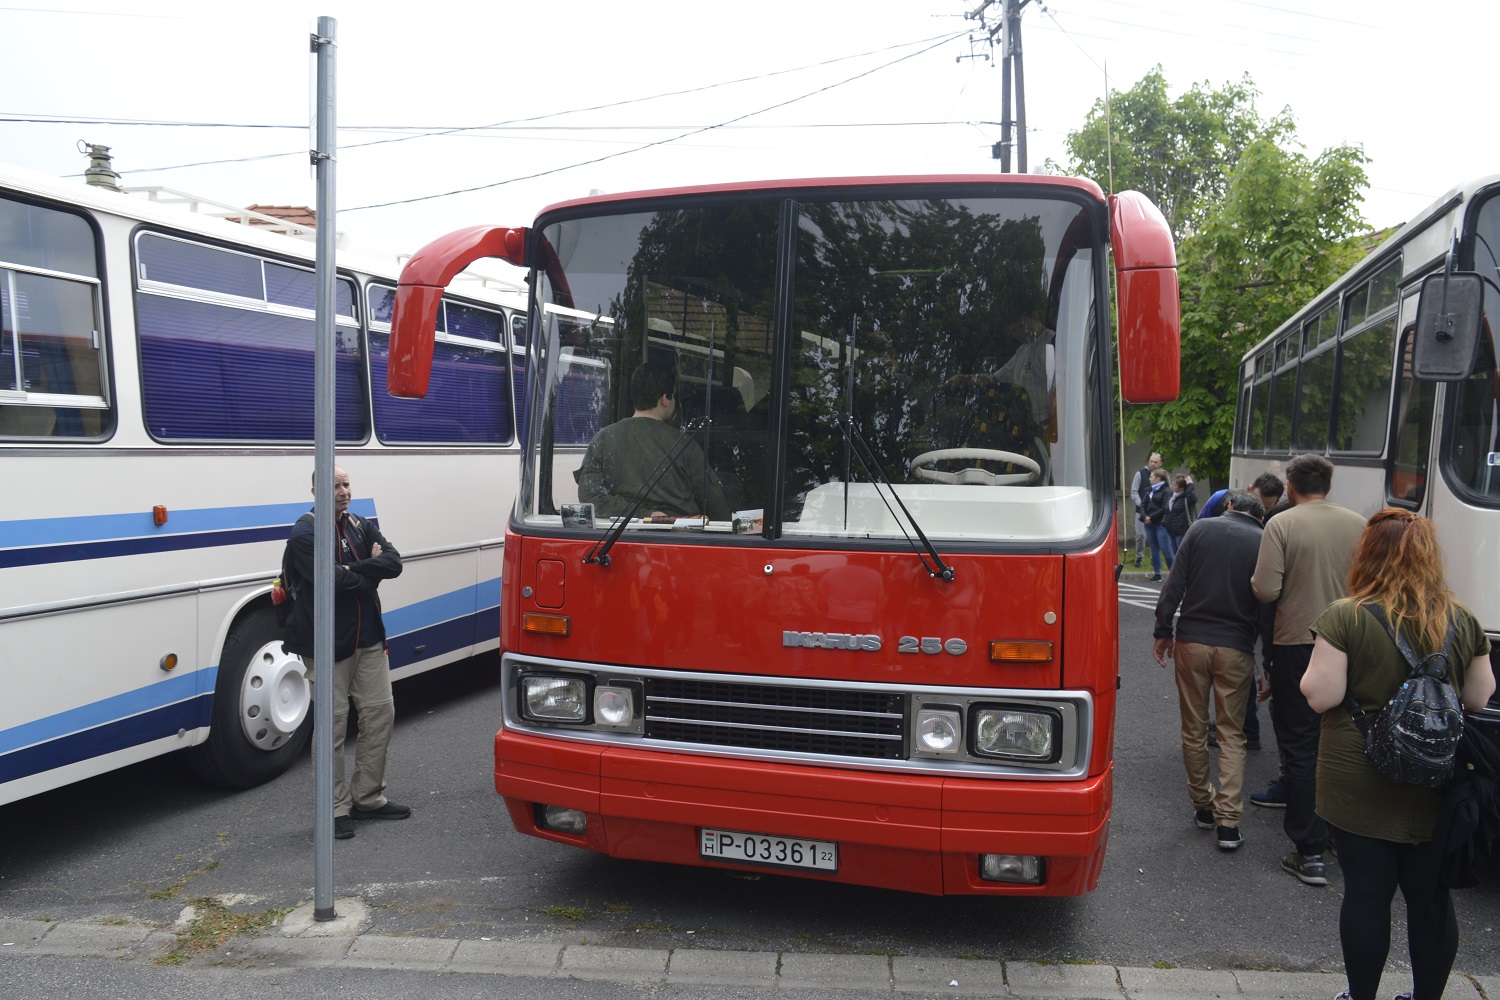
[1109,192,1180,404]
[387,225,527,399]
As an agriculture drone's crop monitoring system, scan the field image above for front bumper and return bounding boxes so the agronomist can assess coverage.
[495,728,1111,896]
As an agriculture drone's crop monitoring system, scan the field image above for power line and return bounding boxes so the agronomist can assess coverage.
[345,31,967,212]
[10,29,962,178]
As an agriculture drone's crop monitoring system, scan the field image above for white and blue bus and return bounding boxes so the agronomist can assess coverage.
[0,163,526,804]
[1228,173,1500,716]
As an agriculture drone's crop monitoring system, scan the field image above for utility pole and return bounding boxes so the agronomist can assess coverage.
[1010,0,1028,173]
[971,0,1030,173]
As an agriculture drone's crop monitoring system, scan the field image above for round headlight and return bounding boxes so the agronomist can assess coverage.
[594,686,634,727]
[918,710,960,753]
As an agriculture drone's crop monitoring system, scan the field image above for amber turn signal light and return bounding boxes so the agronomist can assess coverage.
[521,612,571,637]
[988,640,1053,663]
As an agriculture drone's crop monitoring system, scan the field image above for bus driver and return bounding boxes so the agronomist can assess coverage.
[576,361,732,522]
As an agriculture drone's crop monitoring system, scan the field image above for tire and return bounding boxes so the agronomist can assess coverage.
[186,603,312,789]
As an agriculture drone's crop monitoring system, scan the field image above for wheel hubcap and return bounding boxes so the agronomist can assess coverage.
[239,641,309,750]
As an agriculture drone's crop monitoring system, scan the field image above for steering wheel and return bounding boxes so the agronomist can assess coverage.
[910,448,1041,486]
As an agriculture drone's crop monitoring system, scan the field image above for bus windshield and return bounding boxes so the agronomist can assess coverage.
[525,191,1105,544]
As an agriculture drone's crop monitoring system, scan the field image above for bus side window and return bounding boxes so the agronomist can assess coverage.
[1389,326,1436,506]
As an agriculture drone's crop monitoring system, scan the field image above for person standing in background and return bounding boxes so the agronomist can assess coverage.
[1130,452,1162,567]
[1251,454,1366,887]
[1302,509,1494,1000]
[282,465,410,841]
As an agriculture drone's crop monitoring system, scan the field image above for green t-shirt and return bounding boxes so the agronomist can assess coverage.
[1311,599,1488,843]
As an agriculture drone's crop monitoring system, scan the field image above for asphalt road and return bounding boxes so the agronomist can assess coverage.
[3,580,1499,977]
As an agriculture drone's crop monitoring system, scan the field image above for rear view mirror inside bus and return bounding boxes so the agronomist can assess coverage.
[1413,270,1485,381]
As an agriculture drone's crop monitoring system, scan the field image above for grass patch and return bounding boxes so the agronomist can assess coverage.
[543,904,586,922]
[156,897,290,965]
[147,860,221,900]
[1152,960,1176,969]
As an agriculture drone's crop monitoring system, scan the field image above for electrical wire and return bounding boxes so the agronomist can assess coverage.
[13,29,961,178]
[344,30,967,212]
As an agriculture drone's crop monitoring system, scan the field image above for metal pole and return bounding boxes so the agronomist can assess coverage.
[998,9,1013,174]
[310,15,338,922]
[1011,0,1027,173]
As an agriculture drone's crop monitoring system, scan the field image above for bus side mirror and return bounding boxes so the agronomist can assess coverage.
[1413,270,1485,381]
[1110,191,1181,403]
[387,226,528,399]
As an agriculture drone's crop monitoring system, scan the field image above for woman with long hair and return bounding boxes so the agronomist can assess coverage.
[1302,509,1495,1000]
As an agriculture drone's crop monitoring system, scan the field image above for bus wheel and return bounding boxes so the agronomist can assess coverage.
[186,604,312,789]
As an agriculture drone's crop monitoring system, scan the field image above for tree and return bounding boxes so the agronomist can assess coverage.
[1060,69,1370,481]
[1062,66,1293,243]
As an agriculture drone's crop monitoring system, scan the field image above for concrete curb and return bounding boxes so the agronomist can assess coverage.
[0,910,1489,998]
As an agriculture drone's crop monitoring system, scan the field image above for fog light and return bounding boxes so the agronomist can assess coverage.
[521,675,587,722]
[980,853,1044,884]
[916,708,962,754]
[594,685,634,728]
[539,805,587,834]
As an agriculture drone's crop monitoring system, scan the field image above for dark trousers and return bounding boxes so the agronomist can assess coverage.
[1331,825,1456,1000]
[1243,690,1260,742]
[1268,643,1328,855]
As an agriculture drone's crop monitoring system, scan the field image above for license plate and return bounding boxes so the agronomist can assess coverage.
[700,828,838,871]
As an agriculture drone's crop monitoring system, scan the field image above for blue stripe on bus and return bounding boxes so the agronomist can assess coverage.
[0,695,215,786]
[380,578,501,637]
[0,670,211,756]
[0,583,500,786]
[387,609,500,669]
[0,499,377,568]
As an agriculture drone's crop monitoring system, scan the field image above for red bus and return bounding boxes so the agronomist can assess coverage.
[388,175,1179,895]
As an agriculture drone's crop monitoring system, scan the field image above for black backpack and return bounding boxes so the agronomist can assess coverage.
[1344,605,1463,789]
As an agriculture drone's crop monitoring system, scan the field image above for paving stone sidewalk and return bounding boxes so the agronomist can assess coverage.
[2,902,1495,999]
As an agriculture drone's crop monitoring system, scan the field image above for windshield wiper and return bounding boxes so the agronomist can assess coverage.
[835,413,955,582]
[584,417,710,568]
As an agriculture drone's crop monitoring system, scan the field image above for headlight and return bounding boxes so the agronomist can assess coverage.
[593,685,635,728]
[521,675,588,722]
[971,706,1060,761]
[915,708,962,755]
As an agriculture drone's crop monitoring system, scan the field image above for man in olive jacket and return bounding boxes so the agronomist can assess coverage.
[283,465,407,840]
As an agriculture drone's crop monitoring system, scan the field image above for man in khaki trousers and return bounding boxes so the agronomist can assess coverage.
[282,465,409,840]
[1152,489,1267,852]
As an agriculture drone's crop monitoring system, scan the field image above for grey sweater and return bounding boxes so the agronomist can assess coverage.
[1153,510,1264,653]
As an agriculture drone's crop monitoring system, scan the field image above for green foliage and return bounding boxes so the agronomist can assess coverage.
[1060,68,1370,479]
[1062,66,1292,243]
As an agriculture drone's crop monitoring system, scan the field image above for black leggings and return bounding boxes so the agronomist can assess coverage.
[1331,825,1457,1000]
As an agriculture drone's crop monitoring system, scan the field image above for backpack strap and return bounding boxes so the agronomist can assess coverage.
[1343,604,1457,732]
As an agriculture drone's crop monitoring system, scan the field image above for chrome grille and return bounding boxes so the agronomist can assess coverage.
[644,677,906,759]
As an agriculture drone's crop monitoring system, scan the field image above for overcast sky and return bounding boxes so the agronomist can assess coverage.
[2,0,1494,259]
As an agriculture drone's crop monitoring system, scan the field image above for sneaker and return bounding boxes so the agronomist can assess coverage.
[1332,991,1350,999]
[1194,809,1214,830]
[350,801,412,821]
[334,816,355,840]
[1150,575,1163,582]
[1393,992,1412,999]
[1250,778,1287,808]
[1216,826,1243,850]
[1134,556,1143,567]
[1282,851,1328,886]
